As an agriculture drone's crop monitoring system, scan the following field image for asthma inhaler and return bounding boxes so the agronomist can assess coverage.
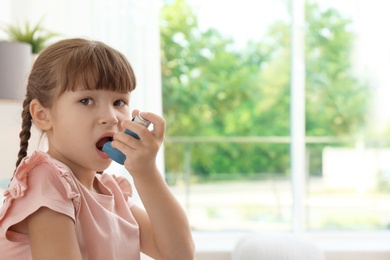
[102,112,150,165]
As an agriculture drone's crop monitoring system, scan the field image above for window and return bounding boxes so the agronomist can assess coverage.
[161,0,390,233]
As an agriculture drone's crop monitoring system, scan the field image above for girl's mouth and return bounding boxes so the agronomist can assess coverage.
[96,136,113,151]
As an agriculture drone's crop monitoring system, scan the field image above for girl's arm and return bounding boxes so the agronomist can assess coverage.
[27,207,83,260]
[131,170,195,260]
[113,111,195,259]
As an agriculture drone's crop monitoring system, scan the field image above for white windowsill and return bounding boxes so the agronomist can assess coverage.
[193,231,390,260]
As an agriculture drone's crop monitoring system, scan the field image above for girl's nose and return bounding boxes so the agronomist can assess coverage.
[98,107,119,125]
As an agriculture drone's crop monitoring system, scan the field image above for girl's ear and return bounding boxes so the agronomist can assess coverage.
[29,99,52,131]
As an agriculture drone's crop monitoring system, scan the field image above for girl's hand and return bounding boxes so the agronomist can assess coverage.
[111,110,165,178]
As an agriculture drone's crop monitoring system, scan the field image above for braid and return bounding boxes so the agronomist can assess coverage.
[15,98,32,170]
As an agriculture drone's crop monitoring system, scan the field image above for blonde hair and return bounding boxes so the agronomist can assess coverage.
[16,38,137,169]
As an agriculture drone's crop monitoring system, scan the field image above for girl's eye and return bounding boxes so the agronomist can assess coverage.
[113,100,126,107]
[80,98,93,105]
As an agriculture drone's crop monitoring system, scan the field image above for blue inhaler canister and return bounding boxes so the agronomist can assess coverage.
[102,112,150,165]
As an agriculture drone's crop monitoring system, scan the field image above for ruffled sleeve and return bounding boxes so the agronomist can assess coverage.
[113,176,133,200]
[99,174,135,208]
[0,151,80,241]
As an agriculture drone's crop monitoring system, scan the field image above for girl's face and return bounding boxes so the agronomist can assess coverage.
[45,89,131,176]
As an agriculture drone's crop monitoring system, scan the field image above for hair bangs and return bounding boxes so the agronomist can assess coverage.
[56,41,136,94]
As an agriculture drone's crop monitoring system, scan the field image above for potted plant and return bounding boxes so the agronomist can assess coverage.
[0,18,59,100]
[2,18,60,54]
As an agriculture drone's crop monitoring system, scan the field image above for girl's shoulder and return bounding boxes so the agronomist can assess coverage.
[13,150,79,197]
[0,151,80,221]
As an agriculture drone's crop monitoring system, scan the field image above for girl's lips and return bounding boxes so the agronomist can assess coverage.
[96,132,115,151]
[97,149,110,159]
[96,132,115,160]
[96,136,113,151]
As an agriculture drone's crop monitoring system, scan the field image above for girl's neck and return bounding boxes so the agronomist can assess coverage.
[46,150,99,193]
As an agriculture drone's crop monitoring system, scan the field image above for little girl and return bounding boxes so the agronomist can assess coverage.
[0,38,194,260]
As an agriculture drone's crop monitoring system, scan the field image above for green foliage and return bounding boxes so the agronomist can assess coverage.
[2,18,59,53]
[160,0,372,179]
[305,2,371,136]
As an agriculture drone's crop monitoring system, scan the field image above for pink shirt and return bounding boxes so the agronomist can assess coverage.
[0,151,140,260]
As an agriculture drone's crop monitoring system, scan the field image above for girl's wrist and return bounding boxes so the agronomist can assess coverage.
[130,164,161,182]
